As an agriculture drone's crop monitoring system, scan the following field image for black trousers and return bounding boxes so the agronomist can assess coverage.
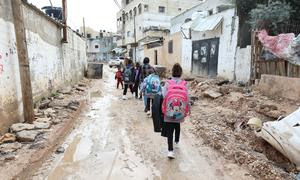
[146,98,153,111]
[165,122,180,151]
[123,84,133,95]
[133,82,140,98]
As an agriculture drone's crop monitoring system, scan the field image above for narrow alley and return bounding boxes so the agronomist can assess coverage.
[1,0,300,179]
[32,66,252,180]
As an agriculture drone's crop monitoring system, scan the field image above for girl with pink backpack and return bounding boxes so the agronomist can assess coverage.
[162,63,191,159]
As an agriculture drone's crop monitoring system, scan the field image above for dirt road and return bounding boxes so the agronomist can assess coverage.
[33,66,253,180]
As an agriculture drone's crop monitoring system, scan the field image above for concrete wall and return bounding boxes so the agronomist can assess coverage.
[235,46,251,83]
[0,1,87,133]
[144,32,182,70]
[258,75,300,102]
[181,38,192,73]
[191,8,239,80]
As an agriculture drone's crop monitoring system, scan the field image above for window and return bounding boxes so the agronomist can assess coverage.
[138,4,142,14]
[87,33,91,38]
[178,8,182,11]
[126,0,129,5]
[95,45,99,49]
[144,4,149,12]
[208,9,213,15]
[159,6,165,13]
[168,40,173,54]
[133,7,137,16]
[127,31,130,37]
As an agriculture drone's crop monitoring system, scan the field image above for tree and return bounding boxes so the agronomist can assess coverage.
[248,1,294,34]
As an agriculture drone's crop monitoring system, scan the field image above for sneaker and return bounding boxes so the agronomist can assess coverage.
[122,95,127,100]
[174,142,179,149]
[167,151,175,159]
[146,111,151,116]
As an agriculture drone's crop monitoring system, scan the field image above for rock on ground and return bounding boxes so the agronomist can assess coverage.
[55,146,65,154]
[0,133,16,144]
[34,122,51,129]
[36,118,52,123]
[11,123,35,133]
[0,142,23,154]
[203,90,222,99]
[16,130,40,142]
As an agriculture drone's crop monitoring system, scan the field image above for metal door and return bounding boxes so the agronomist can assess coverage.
[192,38,219,77]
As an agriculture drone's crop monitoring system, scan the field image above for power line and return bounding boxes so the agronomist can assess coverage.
[113,0,122,10]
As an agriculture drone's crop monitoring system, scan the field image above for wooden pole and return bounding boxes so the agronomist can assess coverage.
[62,0,68,42]
[11,0,35,123]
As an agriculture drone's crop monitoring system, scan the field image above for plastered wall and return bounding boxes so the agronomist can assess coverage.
[0,1,87,133]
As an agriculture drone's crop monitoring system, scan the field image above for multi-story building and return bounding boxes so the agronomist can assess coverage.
[116,0,203,62]
[85,28,119,62]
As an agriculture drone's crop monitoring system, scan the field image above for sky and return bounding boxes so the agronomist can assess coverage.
[27,0,120,32]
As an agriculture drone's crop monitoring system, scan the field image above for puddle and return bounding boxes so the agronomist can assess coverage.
[47,135,81,180]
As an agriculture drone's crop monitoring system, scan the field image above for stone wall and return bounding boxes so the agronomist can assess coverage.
[0,1,87,133]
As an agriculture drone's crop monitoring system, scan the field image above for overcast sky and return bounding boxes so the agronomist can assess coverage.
[28,0,120,32]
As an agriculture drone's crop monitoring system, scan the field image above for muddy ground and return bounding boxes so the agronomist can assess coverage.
[2,65,298,180]
[28,66,256,180]
[189,78,299,180]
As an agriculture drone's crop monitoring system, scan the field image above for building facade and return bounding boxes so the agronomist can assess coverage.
[86,29,118,62]
[116,0,203,62]
[144,0,253,82]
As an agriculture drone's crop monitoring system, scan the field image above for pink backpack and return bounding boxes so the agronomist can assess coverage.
[162,80,189,121]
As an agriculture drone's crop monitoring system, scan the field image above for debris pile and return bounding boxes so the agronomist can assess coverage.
[189,78,298,180]
[0,79,90,163]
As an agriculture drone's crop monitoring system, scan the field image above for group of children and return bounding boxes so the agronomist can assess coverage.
[115,57,190,159]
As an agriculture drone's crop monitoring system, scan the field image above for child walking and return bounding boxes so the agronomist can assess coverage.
[115,67,123,89]
[122,59,135,100]
[162,63,190,159]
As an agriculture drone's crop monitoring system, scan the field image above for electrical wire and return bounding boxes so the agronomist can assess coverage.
[113,0,122,10]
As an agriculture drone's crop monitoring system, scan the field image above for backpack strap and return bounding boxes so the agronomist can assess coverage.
[167,79,176,85]
[178,80,187,86]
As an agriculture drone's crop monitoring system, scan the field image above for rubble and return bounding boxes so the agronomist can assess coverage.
[44,108,56,117]
[0,142,23,154]
[203,90,222,99]
[34,122,51,129]
[38,99,51,109]
[60,87,72,94]
[51,119,62,125]
[189,78,298,179]
[16,130,40,142]
[0,133,16,144]
[11,123,35,133]
[36,118,52,123]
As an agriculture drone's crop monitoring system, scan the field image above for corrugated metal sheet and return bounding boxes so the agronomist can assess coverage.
[191,15,223,32]
[181,21,193,29]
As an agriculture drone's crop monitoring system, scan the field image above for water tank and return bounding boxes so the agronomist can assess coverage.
[42,6,63,20]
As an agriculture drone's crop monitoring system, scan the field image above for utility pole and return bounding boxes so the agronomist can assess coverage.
[133,14,137,63]
[62,0,68,42]
[11,0,35,123]
[83,17,86,38]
